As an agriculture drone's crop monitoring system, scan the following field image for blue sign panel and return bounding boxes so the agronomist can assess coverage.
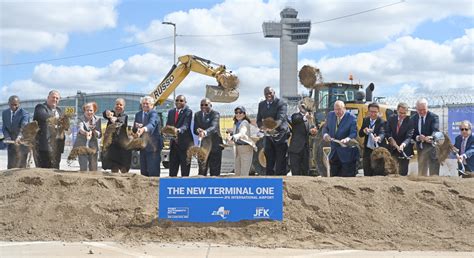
[448,105,474,140]
[159,178,283,222]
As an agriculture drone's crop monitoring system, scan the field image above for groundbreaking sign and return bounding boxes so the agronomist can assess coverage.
[159,178,283,222]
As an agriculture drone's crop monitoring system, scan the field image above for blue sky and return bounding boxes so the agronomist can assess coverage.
[1,0,473,108]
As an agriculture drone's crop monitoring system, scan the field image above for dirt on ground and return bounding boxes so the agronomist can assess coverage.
[1,168,473,251]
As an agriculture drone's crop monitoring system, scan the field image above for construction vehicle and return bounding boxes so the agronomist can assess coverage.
[297,65,397,176]
[151,55,239,105]
[131,55,240,170]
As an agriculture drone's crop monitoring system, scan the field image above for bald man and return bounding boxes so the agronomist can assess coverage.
[322,100,359,177]
[256,87,289,175]
[2,95,30,168]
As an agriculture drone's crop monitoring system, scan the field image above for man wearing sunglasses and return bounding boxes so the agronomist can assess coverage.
[166,95,194,177]
[411,98,440,176]
[454,120,473,176]
[256,86,289,176]
[193,98,223,176]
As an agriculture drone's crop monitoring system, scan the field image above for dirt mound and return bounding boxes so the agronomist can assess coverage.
[1,169,473,251]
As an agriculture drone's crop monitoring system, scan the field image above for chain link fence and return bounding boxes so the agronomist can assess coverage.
[213,94,474,133]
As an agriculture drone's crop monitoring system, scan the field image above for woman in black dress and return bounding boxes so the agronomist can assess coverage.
[102,98,131,172]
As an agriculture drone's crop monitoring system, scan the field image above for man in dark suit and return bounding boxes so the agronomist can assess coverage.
[454,120,473,175]
[385,102,414,176]
[166,95,194,177]
[322,100,359,177]
[2,95,30,168]
[358,102,386,176]
[256,87,289,175]
[33,90,65,169]
[194,98,223,176]
[288,103,318,176]
[134,96,163,177]
[411,98,440,176]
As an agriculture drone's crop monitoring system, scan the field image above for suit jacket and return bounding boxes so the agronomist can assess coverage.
[166,106,193,150]
[134,110,163,153]
[358,116,386,149]
[411,111,439,149]
[2,107,29,141]
[73,115,101,150]
[454,135,474,171]
[322,111,359,163]
[194,109,223,152]
[33,103,65,152]
[256,97,289,143]
[288,112,309,153]
[385,114,414,156]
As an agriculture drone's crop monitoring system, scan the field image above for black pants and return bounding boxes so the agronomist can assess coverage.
[169,143,190,177]
[289,147,309,176]
[392,153,409,176]
[363,148,376,176]
[264,137,288,176]
[7,144,28,169]
[329,154,356,177]
[37,150,61,169]
[199,149,222,176]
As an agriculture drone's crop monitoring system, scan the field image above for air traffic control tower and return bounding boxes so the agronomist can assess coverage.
[263,7,311,100]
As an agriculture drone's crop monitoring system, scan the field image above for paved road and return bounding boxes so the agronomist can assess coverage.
[0,242,472,258]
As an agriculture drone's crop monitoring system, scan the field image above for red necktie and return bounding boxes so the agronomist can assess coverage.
[396,119,402,134]
[174,110,179,125]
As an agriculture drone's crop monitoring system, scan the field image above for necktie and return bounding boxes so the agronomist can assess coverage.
[143,112,148,123]
[460,138,466,155]
[11,111,15,122]
[174,110,179,125]
[396,119,402,134]
[336,117,341,132]
[367,119,376,149]
[418,116,425,149]
[267,102,271,109]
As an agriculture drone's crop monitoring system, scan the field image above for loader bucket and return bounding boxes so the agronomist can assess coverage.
[206,85,239,103]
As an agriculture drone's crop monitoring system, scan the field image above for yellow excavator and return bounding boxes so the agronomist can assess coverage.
[150,55,239,105]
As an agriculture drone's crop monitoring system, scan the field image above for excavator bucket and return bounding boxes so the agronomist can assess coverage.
[206,85,239,103]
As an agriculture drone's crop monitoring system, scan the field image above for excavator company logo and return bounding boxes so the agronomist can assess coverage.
[153,75,175,98]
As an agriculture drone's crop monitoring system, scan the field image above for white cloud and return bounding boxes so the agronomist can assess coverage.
[1,53,171,99]
[1,0,118,53]
[305,28,474,98]
[2,0,473,108]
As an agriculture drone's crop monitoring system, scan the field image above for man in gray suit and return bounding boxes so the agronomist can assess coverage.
[33,90,65,169]
[2,95,30,168]
[256,87,289,175]
[411,98,440,176]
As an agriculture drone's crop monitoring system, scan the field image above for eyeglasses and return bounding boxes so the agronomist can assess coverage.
[234,111,243,115]
[200,104,209,107]
[175,99,185,102]
[460,128,470,131]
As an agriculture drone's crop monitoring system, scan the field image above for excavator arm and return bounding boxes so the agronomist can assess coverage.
[150,55,239,105]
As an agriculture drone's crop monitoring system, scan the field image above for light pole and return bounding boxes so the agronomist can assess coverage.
[162,21,176,101]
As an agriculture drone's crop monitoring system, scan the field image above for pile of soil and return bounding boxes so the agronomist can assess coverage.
[1,169,473,251]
